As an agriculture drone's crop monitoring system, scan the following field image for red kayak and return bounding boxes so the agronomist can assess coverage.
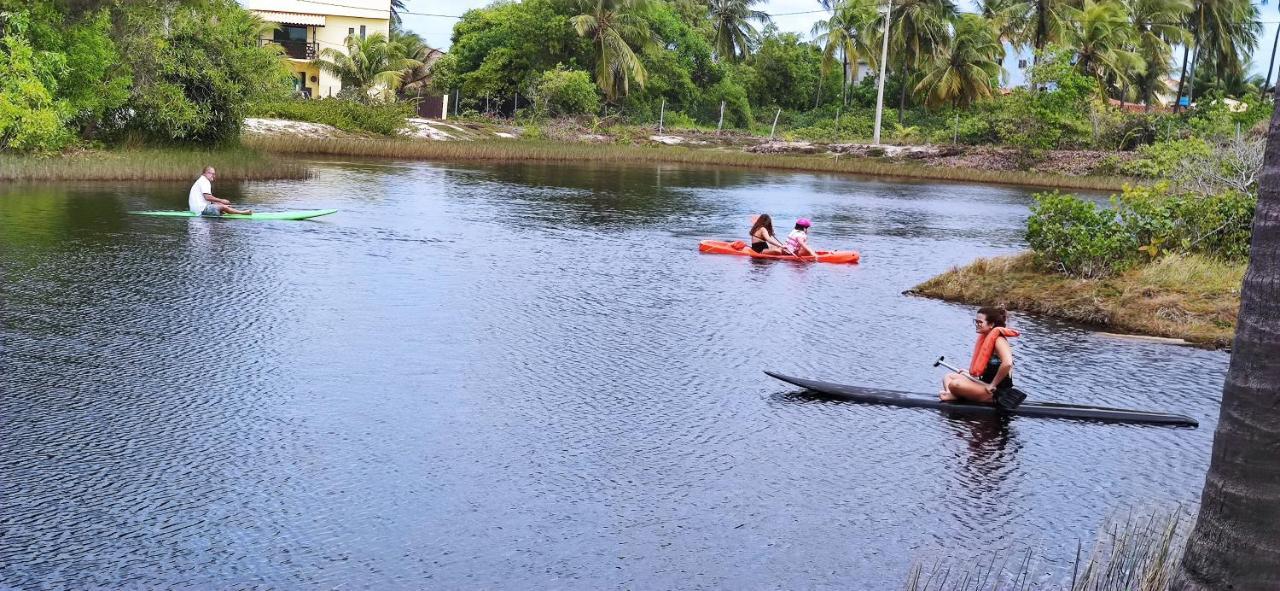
[698,240,861,264]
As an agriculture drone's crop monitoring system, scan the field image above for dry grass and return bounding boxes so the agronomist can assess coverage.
[904,509,1187,591]
[0,148,308,182]
[242,136,1131,191]
[910,252,1243,348]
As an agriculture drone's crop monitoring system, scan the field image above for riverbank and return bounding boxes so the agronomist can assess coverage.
[241,135,1133,192]
[0,148,308,182]
[909,252,1243,348]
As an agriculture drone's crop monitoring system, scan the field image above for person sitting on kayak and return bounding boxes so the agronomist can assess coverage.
[940,307,1018,403]
[749,214,790,254]
[787,218,818,260]
[189,166,252,216]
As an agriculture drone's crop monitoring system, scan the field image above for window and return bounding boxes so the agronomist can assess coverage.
[348,27,354,37]
[359,25,366,39]
[273,25,307,42]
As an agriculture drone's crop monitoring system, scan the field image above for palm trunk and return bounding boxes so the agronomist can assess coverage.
[815,68,824,108]
[898,64,908,125]
[1176,42,1191,112]
[1187,46,1201,106]
[1173,97,1280,591]
[1266,22,1280,92]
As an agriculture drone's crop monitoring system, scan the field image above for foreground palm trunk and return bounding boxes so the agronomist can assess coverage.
[1173,94,1280,589]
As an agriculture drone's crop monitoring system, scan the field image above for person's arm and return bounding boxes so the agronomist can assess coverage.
[207,193,229,205]
[986,337,1014,393]
[766,231,786,249]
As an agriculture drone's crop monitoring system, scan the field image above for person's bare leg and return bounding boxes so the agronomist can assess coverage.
[946,379,994,404]
[940,373,960,401]
[219,203,253,215]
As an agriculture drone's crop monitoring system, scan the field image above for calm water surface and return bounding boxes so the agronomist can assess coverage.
[1,161,1227,588]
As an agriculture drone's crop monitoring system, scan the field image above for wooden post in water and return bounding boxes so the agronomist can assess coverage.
[769,107,781,140]
[658,99,666,133]
[717,101,725,134]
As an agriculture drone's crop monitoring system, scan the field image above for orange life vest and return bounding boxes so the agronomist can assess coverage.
[969,327,1019,376]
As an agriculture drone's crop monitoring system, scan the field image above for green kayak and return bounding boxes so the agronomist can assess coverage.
[130,209,338,221]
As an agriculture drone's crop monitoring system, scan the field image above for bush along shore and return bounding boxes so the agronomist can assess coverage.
[911,178,1254,348]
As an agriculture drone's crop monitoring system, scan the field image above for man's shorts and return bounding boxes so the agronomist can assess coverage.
[201,204,222,217]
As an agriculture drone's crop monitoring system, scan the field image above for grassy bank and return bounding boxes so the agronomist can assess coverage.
[910,252,1243,348]
[243,135,1132,192]
[0,148,308,182]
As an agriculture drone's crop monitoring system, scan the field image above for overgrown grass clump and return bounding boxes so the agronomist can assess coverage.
[905,509,1187,590]
[242,136,1130,191]
[0,148,308,181]
[910,252,1242,347]
[248,99,414,136]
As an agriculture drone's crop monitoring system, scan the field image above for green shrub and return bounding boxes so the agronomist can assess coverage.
[0,34,71,152]
[1117,183,1255,261]
[248,99,411,135]
[1120,139,1212,178]
[1026,192,1136,278]
[532,67,600,117]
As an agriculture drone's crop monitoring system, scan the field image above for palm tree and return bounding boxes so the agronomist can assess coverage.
[391,0,406,29]
[811,0,879,106]
[889,0,957,120]
[1172,100,1280,590]
[979,0,1032,58]
[391,29,443,99]
[708,0,772,62]
[914,13,1003,108]
[1063,0,1145,97]
[315,32,422,103]
[1126,0,1191,108]
[1176,0,1260,109]
[569,0,656,101]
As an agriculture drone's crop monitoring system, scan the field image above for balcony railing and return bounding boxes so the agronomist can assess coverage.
[263,38,317,60]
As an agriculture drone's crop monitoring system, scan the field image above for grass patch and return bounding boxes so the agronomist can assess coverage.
[0,148,308,182]
[905,509,1187,590]
[910,252,1243,348]
[242,136,1130,191]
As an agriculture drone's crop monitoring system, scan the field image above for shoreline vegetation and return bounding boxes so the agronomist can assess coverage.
[910,252,1243,348]
[0,148,308,182]
[241,134,1134,191]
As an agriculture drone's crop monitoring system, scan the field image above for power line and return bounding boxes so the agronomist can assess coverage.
[292,0,461,18]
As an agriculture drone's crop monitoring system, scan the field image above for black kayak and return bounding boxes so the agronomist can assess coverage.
[765,371,1198,428]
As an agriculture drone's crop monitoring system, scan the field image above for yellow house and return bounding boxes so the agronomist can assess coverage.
[245,0,391,99]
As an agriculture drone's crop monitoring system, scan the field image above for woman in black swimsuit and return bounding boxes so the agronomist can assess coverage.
[749,214,789,254]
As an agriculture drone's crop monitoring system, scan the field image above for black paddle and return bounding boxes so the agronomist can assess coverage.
[933,355,1027,411]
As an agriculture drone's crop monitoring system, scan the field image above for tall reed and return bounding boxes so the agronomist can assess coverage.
[0,148,308,182]
[903,509,1187,591]
[242,136,1131,192]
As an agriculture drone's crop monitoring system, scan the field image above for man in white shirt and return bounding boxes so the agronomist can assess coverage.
[189,166,252,216]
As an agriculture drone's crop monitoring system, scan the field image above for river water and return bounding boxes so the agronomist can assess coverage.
[1,160,1228,588]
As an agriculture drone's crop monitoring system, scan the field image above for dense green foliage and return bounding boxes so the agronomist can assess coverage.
[248,100,412,135]
[0,0,291,151]
[533,68,602,116]
[1027,184,1256,277]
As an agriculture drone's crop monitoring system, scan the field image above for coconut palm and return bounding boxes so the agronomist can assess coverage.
[914,13,1003,108]
[979,0,1032,57]
[315,32,422,103]
[708,0,772,62]
[391,29,444,99]
[1062,0,1145,96]
[811,0,879,105]
[569,0,656,101]
[1176,0,1260,109]
[889,0,957,120]
[1126,0,1191,108]
[391,0,406,28]
[1172,99,1280,590]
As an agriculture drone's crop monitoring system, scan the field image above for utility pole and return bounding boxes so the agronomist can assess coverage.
[873,0,893,145]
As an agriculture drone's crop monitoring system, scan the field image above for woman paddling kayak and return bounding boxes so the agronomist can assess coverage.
[749,214,790,255]
[940,307,1018,404]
